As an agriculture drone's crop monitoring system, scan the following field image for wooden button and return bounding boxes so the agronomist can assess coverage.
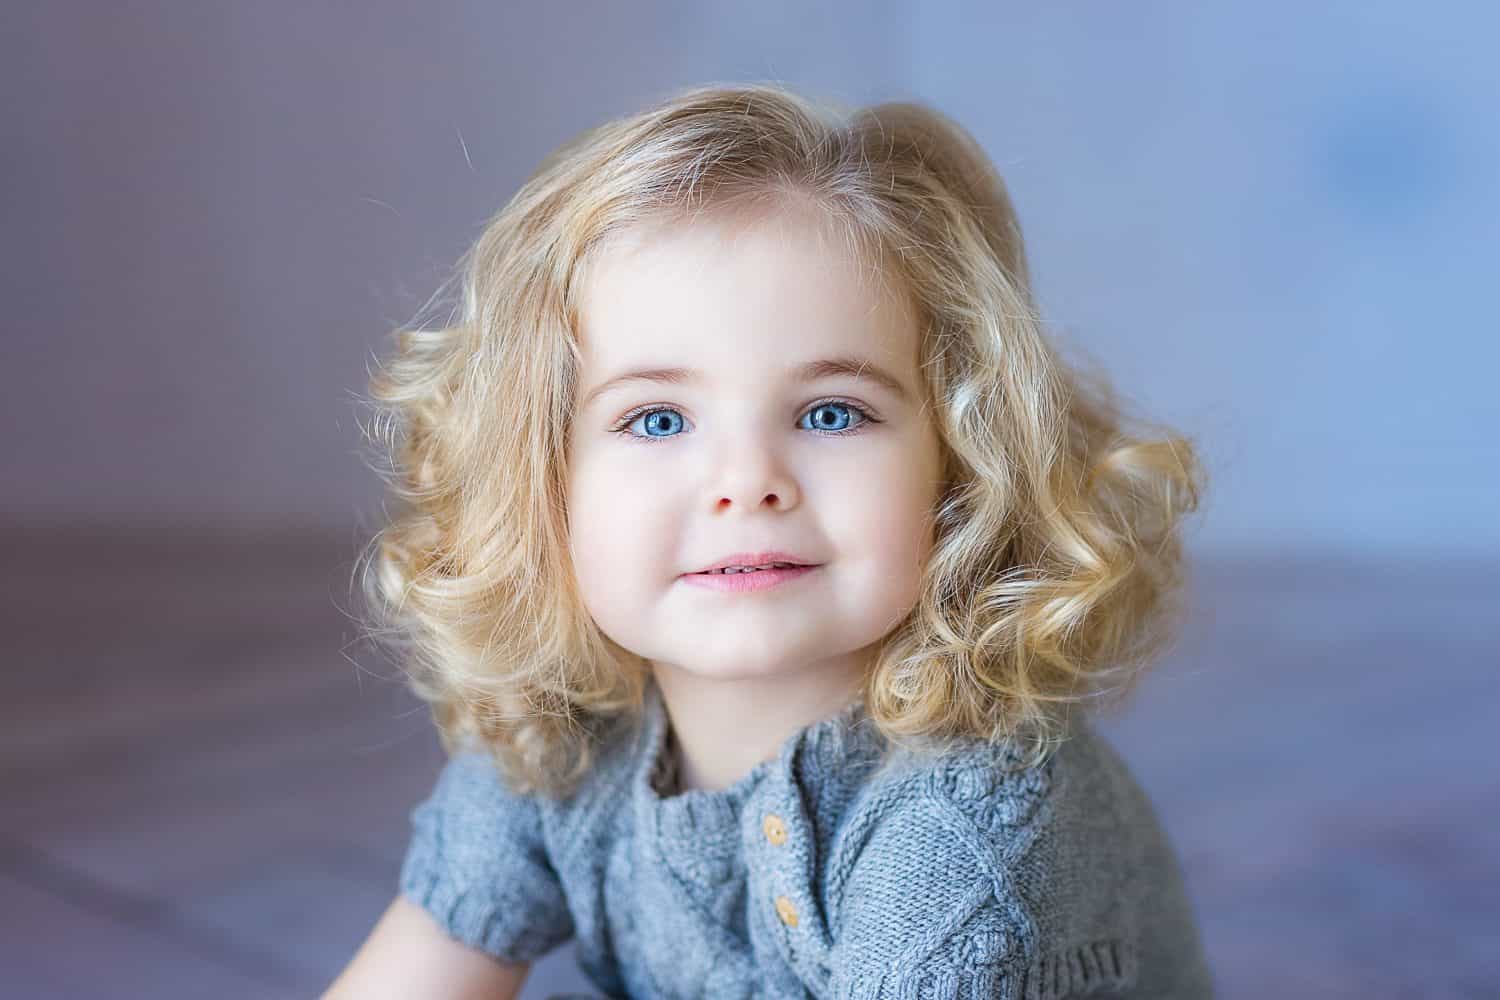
[774,895,799,927]
[762,813,787,845]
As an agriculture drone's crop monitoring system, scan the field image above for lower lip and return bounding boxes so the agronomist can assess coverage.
[680,565,820,592]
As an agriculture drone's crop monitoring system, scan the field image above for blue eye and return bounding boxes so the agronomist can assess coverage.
[632,409,686,438]
[612,399,876,444]
[801,401,865,432]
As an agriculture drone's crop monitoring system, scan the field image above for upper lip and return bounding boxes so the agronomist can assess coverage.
[688,551,820,574]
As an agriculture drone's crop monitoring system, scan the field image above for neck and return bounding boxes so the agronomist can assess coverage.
[650,652,871,794]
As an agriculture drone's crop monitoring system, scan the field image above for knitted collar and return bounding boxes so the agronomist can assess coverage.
[633,675,885,839]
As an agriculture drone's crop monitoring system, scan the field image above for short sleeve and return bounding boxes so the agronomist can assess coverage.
[398,749,575,963]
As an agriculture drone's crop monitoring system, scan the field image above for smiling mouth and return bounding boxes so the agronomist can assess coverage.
[680,564,822,592]
[695,562,811,575]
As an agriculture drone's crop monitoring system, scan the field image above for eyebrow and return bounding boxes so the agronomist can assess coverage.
[580,356,912,409]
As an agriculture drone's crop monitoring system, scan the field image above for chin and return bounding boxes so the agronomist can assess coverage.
[656,654,803,683]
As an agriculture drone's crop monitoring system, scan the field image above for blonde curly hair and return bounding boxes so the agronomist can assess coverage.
[353,82,1207,800]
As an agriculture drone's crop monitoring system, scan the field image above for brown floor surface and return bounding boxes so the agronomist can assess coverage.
[2,526,1494,999]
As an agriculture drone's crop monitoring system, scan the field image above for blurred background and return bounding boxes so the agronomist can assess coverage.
[3,3,1495,998]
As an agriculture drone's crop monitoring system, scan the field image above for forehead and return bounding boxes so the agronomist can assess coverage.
[574,203,919,378]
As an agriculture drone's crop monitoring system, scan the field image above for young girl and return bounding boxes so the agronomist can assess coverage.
[327,82,1214,1000]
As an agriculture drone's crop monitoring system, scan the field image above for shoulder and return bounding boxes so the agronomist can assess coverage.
[826,738,1053,959]
[401,699,652,883]
[412,748,544,835]
[825,728,1142,999]
[830,734,1056,915]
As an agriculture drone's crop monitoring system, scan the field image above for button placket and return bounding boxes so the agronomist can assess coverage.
[746,732,847,997]
[754,784,835,997]
[762,810,796,925]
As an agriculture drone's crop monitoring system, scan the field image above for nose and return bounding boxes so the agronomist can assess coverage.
[708,434,800,514]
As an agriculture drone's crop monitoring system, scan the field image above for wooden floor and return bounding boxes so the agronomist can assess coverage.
[2,526,1495,999]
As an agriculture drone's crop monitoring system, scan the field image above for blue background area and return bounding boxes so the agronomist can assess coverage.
[4,3,1496,556]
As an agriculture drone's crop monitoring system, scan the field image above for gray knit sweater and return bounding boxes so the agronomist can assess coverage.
[399,677,1215,998]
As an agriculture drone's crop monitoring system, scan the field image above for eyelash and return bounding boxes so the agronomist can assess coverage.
[609,398,881,445]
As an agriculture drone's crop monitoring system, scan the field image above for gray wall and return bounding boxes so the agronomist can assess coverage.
[4,3,1494,558]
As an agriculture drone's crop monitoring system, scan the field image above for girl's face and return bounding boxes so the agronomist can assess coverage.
[566,201,943,689]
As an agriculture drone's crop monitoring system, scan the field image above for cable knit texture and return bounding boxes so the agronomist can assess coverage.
[399,677,1214,998]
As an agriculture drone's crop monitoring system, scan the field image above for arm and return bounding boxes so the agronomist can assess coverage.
[325,749,576,997]
[322,894,530,1000]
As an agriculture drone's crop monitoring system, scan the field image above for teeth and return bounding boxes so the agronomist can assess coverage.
[708,562,797,574]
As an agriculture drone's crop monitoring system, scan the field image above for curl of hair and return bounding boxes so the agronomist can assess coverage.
[352,82,1208,799]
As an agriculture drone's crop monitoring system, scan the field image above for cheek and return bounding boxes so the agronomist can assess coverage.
[825,440,941,612]
[837,440,939,545]
[566,453,676,601]
[566,490,641,638]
